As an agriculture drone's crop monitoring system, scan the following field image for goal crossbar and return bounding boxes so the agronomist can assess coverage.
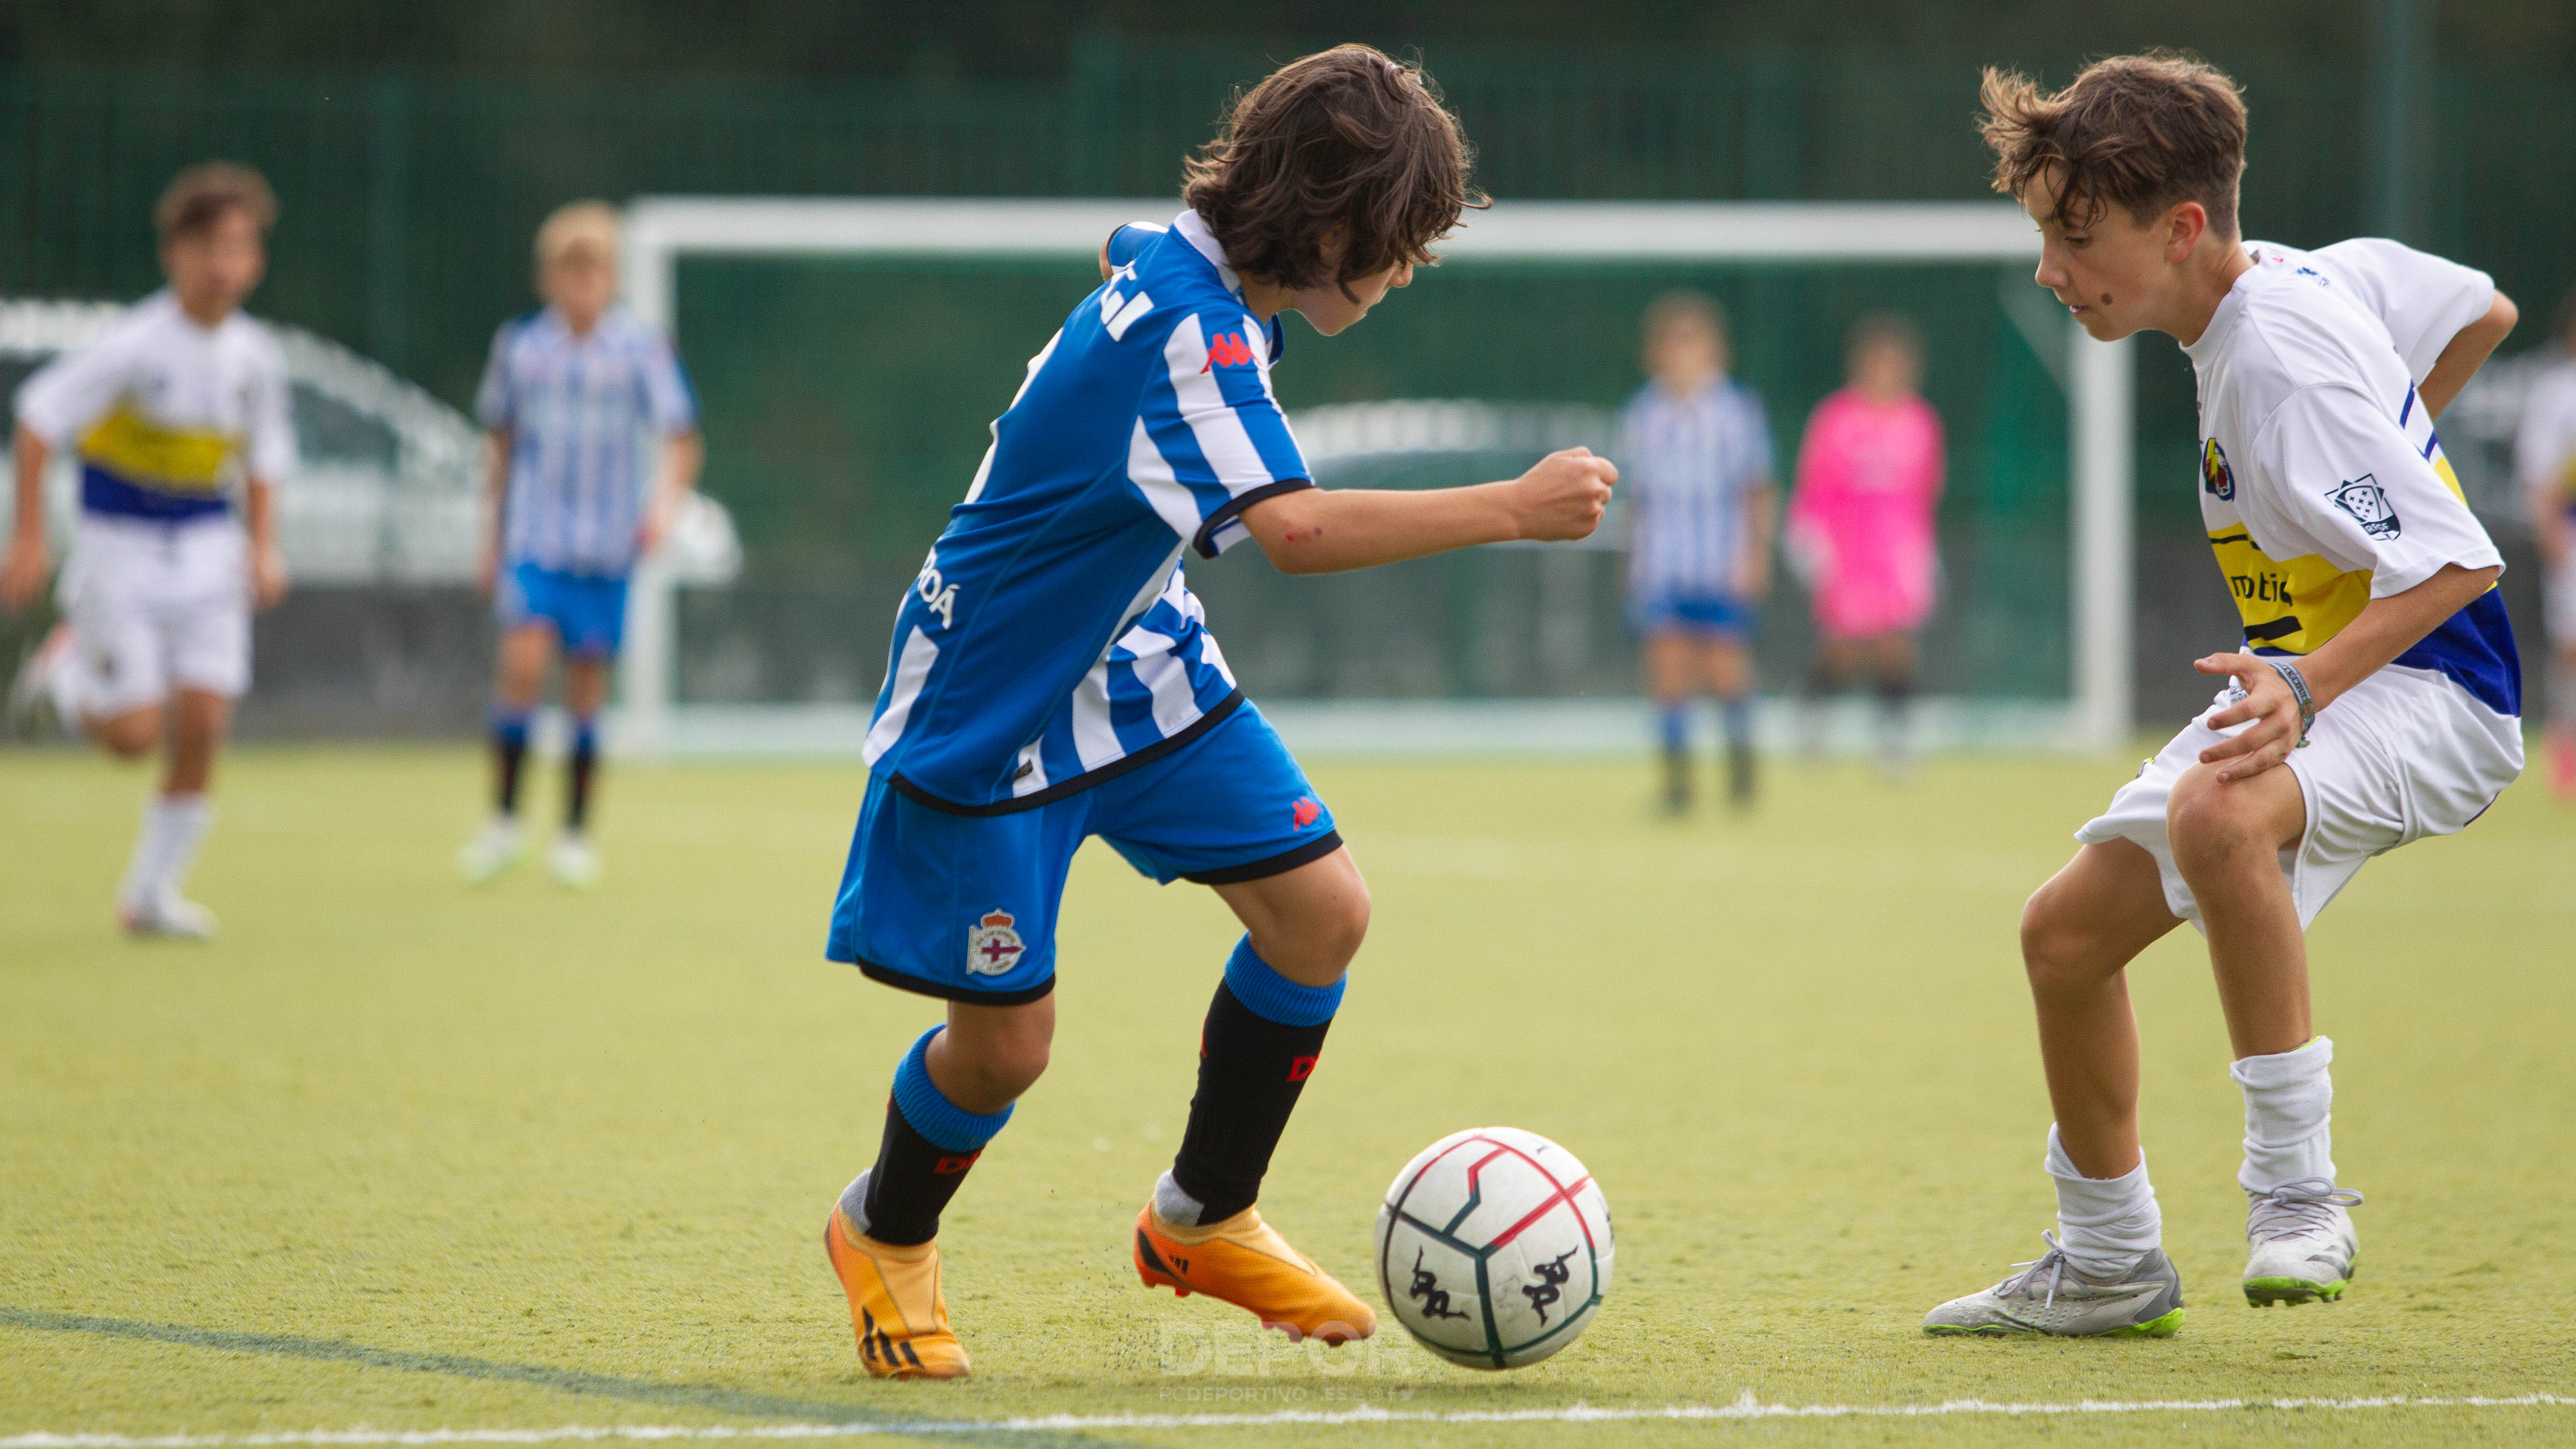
[618,197,2133,755]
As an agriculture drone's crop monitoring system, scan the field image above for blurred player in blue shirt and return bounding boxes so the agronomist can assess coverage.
[1620,291,1777,810]
[815,46,1617,1379]
[457,203,702,889]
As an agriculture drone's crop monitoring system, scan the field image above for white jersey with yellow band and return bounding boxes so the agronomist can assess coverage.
[2074,238,2522,933]
[2182,239,2518,720]
[13,289,297,524]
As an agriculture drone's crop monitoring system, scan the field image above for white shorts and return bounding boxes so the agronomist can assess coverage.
[56,514,252,715]
[2547,552,2576,646]
[2075,665,2523,930]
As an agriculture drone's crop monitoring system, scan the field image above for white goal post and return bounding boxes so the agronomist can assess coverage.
[619,197,2133,757]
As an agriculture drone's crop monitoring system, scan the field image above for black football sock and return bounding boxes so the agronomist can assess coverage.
[566,715,599,833]
[843,1027,1014,1247]
[1657,703,1691,811]
[1719,694,1756,804]
[1876,666,1914,765]
[1164,937,1344,1226]
[491,708,531,816]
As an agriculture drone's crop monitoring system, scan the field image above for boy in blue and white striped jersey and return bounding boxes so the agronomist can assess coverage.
[457,203,701,889]
[816,46,1617,1378]
[1619,291,1777,810]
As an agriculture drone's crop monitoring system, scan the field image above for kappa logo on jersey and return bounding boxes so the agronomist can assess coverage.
[2202,438,2235,501]
[1201,331,1257,372]
[2329,474,2401,539]
[965,909,1026,976]
[1291,795,1323,830]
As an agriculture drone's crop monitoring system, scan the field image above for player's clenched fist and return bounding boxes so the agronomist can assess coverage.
[1510,447,1617,542]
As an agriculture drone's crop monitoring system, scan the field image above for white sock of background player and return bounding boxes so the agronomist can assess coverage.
[2045,1123,2162,1280]
[120,792,215,907]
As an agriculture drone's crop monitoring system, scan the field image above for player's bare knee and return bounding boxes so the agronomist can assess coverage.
[2018,888,2094,992]
[2165,769,2269,878]
[93,709,160,758]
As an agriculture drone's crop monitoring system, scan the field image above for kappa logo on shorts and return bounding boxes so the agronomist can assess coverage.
[2329,474,2401,539]
[966,909,1026,976]
[2201,439,2235,501]
[1201,331,1257,372]
[1291,795,1324,830]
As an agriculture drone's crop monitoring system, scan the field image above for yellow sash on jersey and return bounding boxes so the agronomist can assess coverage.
[77,403,238,493]
[2210,452,2480,654]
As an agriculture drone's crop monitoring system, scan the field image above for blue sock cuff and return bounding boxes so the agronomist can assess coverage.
[570,716,599,755]
[891,1027,1013,1152]
[1222,936,1344,1027]
[1718,696,1753,736]
[1658,704,1689,750]
[489,708,532,748]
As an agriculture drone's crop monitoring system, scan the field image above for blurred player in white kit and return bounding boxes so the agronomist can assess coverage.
[4,163,295,938]
[2514,289,2576,798]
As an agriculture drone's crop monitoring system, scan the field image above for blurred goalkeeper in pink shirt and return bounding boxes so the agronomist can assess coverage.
[1786,314,1944,773]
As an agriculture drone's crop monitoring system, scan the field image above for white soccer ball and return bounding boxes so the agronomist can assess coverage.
[1373,1126,1614,1370]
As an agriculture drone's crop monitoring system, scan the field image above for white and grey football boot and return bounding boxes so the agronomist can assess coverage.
[119,888,217,941]
[2242,1179,2361,1306]
[1924,1233,2185,1338]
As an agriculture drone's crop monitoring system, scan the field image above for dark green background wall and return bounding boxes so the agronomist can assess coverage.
[3,4,2569,709]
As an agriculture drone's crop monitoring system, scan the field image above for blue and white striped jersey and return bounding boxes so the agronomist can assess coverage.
[862,210,1311,814]
[1618,379,1775,599]
[475,305,697,577]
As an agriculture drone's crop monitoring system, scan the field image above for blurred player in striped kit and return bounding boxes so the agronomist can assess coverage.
[1619,291,1777,811]
[2515,289,2576,797]
[1786,314,1945,776]
[4,163,295,937]
[456,203,702,888]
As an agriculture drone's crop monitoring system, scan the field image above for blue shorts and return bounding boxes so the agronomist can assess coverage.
[1630,590,1757,640]
[827,700,1341,1005]
[498,562,630,658]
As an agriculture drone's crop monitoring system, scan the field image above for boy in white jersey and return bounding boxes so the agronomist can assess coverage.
[4,164,295,937]
[2513,290,2576,797]
[1924,53,2521,1338]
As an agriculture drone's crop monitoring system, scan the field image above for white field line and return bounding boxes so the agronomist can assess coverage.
[7,1392,2574,1443]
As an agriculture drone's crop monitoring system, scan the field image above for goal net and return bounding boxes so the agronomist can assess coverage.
[620,198,2134,757]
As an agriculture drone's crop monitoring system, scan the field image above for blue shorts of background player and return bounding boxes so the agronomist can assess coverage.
[1629,590,1758,641]
[829,701,1341,1005]
[496,560,630,659]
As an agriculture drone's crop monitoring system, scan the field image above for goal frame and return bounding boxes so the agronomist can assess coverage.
[618,196,2133,756]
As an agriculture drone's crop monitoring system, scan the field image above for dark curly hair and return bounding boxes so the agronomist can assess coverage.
[1980,52,2247,237]
[1182,45,1483,295]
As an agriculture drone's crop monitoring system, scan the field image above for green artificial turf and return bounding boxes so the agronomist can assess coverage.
[4,744,2572,1446]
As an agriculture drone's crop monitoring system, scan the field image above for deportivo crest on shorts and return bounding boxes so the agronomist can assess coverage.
[2201,438,2235,501]
[2329,474,2401,539]
[966,909,1026,976]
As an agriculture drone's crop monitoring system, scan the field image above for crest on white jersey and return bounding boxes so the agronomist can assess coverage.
[2329,475,2401,539]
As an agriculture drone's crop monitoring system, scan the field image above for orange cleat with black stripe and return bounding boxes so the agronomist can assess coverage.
[1133,1200,1376,1345]
[824,1205,970,1379]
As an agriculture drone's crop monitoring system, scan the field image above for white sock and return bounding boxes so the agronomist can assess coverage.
[2231,1036,2336,1193]
[120,792,214,905]
[2044,1124,2162,1280]
[1153,1170,1206,1227]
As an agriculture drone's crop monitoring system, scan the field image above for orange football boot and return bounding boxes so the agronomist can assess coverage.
[1133,1200,1377,1345]
[823,1205,970,1379]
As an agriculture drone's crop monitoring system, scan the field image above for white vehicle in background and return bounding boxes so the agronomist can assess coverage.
[0,298,739,588]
